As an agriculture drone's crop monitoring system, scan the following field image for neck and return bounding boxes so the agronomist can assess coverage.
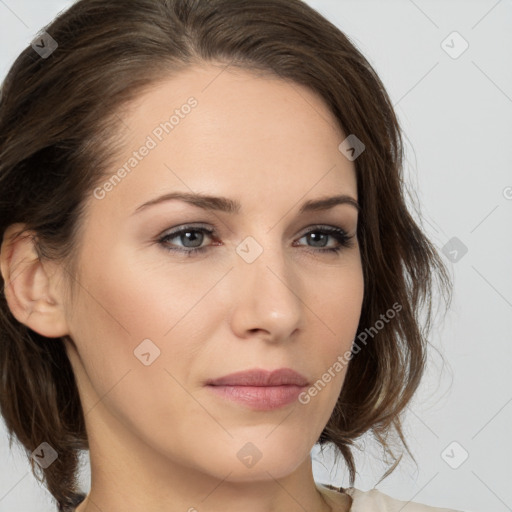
[74,410,334,512]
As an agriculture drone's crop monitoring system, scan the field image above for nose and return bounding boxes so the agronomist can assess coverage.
[229,240,303,343]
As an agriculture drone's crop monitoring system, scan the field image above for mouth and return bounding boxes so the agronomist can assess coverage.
[205,368,309,411]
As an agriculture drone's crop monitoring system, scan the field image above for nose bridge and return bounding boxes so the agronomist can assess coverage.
[230,231,303,339]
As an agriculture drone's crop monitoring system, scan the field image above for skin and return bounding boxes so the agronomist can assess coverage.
[1,64,363,512]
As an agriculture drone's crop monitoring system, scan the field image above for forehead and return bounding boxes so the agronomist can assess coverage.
[94,64,357,215]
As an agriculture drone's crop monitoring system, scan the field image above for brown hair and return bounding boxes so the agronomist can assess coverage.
[0,0,452,510]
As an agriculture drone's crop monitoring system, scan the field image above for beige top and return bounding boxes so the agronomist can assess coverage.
[317,483,464,512]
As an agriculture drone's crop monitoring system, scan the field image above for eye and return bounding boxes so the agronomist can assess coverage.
[157,224,355,257]
[158,224,215,257]
[294,225,355,254]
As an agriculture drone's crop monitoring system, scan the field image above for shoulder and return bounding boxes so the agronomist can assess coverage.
[317,483,465,512]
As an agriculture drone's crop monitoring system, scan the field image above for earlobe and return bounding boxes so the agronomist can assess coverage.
[0,223,70,338]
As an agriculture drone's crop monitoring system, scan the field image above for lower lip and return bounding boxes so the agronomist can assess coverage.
[206,384,307,410]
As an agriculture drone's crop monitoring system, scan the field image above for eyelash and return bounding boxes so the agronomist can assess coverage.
[157,224,355,258]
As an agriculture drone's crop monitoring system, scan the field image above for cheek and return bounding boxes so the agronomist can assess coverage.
[67,253,206,445]
[67,244,205,405]
[306,257,364,341]
[313,265,364,385]
[75,239,212,343]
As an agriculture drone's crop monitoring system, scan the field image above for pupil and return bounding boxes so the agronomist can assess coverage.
[309,232,327,247]
[183,231,203,248]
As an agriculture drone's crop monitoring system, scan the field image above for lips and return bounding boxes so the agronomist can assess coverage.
[205,368,310,410]
[205,368,309,387]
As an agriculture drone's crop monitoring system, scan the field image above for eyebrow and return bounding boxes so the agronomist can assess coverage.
[132,191,360,215]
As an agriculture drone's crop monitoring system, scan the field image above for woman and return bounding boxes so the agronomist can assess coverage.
[0,0,459,511]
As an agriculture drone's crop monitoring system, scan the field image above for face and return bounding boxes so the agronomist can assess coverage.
[61,64,364,482]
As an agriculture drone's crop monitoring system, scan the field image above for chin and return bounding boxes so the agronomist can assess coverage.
[212,457,306,483]
[191,433,313,482]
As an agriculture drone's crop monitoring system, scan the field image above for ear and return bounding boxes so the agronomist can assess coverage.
[0,223,70,338]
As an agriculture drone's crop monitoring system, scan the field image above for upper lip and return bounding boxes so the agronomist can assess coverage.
[206,368,309,387]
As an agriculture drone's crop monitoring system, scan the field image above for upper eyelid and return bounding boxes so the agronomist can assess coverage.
[160,223,351,235]
[157,224,356,257]
[159,223,352,243]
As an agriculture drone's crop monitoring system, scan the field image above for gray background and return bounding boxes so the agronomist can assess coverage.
[0,1,511,511]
